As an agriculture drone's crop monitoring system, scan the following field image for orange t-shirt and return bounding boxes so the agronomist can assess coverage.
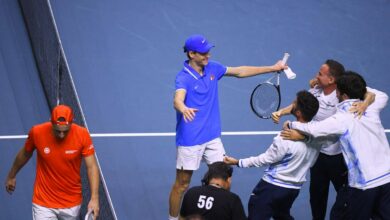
[24,122,95,208]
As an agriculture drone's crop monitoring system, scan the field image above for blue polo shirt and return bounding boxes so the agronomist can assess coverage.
[175,60,227,146]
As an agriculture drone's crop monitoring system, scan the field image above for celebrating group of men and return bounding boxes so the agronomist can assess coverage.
[170,35,390,220]
[4,35,389,220]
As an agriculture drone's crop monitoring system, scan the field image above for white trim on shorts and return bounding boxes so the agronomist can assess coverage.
[176,137,225,170]
[32,203,81,220]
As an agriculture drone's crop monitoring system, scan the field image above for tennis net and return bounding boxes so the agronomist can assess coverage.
[18,0,116,219]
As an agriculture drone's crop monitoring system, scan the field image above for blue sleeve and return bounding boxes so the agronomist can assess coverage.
[208,61,227,80]
[175,73,188,91]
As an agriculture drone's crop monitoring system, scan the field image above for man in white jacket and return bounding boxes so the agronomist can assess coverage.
[272,60,375,220]
[286,71,390,220]
[224,90,320,220]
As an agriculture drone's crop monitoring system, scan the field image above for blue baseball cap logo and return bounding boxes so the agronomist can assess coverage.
[184,34,214,53]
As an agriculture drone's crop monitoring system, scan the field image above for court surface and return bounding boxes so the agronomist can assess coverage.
[1,0,390,219]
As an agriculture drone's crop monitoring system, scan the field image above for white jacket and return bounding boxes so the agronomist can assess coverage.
[309,87,341,155]
[291,87,390,190]
[239,134,320,189]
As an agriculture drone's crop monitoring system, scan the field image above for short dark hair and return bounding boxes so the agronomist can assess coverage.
[336,71,367,100]
[325,59,345,80]
[183,47,191,59]
[201,162,233,186]
[296,90,319,122]
[183,46,189,53]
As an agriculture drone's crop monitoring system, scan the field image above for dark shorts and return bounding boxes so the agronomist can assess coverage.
[330,182,390,220]
[248,180,299,220]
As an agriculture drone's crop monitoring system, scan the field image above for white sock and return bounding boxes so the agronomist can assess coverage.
[168,215,178,220]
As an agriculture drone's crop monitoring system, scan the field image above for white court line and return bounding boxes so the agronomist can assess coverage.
[1,130,390,139]
[0,135,27,139]
[0,132,276,139]
[91,131,280,137]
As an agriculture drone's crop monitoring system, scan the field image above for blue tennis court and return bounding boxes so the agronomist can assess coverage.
[1,0,389,219]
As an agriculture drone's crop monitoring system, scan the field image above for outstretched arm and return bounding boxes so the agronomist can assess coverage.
[225,136,288,168]
[289,113,348,138]
[85,154,100,220]
[5,147,33,194]
[225,60,286,78]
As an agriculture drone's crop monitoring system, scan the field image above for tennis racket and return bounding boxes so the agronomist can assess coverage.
[250,53,289,119]
[85,210,94,220]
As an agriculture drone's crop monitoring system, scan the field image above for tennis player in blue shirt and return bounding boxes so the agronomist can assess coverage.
[168,34,287,220]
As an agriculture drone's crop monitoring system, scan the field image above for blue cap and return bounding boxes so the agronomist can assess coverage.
[184,35,214,53]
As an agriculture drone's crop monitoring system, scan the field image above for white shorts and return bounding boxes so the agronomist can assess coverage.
[176,137,226,170]
[32,203,81,220]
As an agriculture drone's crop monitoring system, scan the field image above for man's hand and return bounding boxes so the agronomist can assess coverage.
[273,60,288,72]
[182,107,198,122]
[309,78,318,88]
[280,128,305,141]
[5,177,16,194]
[350,91,374,119]
[87,198,99,220]
[4,147,33,195]
[271,104,293,124]
[271,110,282,124]
[223,156,239,166]
[349,102,368,119]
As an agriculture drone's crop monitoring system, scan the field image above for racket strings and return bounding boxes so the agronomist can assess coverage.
[251,83,280,118]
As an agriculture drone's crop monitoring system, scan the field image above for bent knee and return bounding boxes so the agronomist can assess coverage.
[174,180,190,193]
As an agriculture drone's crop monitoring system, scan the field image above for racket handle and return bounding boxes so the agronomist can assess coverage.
[285,67,296,79]
[281,52,290,65]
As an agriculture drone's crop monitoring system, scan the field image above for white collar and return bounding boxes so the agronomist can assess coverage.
[183,66,198,80]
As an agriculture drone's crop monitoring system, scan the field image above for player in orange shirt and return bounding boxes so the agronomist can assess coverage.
[5,105,100,220]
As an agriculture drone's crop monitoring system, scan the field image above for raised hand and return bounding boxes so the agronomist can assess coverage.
[271,110,282,124]
[309,78,318,88]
